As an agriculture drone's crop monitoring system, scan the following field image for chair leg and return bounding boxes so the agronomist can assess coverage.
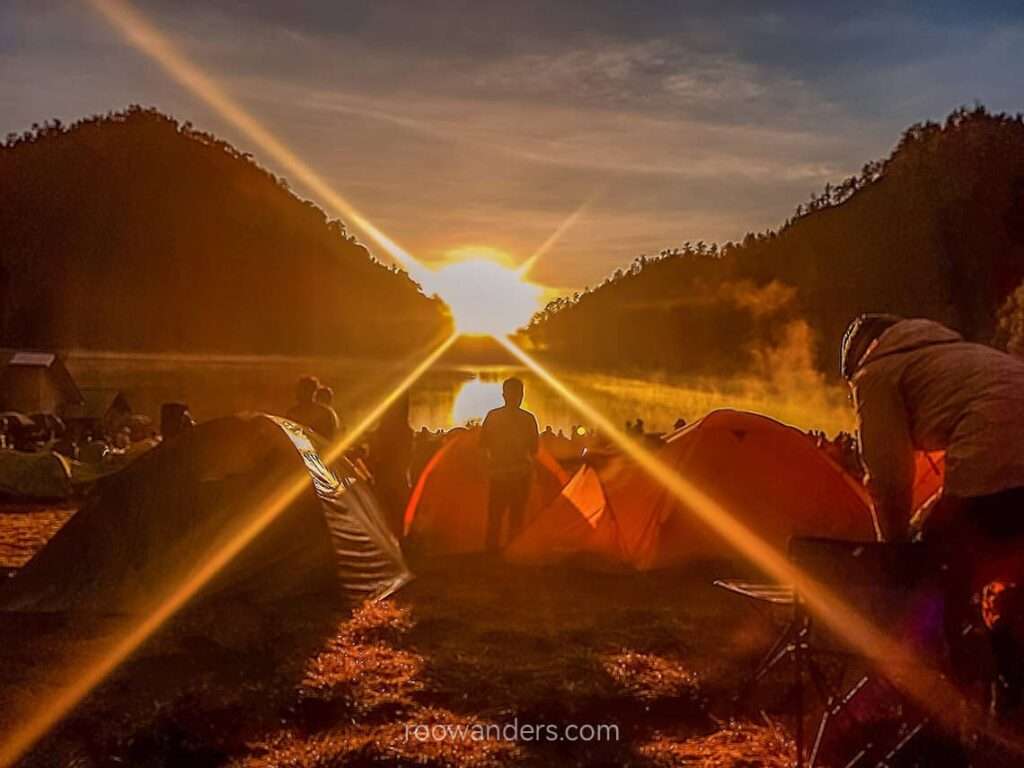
[763,620,803,680]
[736,617,801,706]
[808,675,869,768]
[794,625,805,768]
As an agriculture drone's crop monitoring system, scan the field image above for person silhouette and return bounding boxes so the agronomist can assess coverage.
[286,376,339,439]
[480,378,539,552]
[160,402,195,442]
[314,385,343,437]
[369,391,413,538]
[842,314,1024,713]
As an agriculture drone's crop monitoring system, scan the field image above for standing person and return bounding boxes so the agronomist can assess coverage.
[286,376,339,440]
[480,378,539,552]
[369,392,414,538]
[841,314,1024,713]
[160,402,195,442]
[314,385,333,407]
[314,385,343,438]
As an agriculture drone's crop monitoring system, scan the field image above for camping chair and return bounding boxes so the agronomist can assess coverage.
[715,537,943,767]
[713,578,849,765]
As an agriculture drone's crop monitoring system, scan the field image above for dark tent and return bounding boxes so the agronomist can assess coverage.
[0,414,410,613]
[0,350,84,415]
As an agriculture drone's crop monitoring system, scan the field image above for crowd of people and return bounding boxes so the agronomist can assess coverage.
[280,374,545,549]
[4,313,1022,726]
[0,393,196,465]
[285,376,341,440]
[291,314,1024,723]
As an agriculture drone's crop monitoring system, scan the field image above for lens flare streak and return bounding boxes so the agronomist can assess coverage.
[492,334,996,742]
[0,332,458,767]
[87,0,428,283]
[11,0,1013,755]
[517,197,594,278]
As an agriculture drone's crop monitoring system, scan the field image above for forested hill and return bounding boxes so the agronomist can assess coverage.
[525,107,1024,376]
[0,107,451,356]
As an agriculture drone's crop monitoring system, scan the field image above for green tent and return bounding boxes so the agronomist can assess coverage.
[0,449,73,499]
[0,414,410,613]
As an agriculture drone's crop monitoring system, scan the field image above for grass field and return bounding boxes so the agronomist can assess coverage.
[0,504,794,767]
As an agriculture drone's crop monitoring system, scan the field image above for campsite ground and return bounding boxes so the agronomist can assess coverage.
[0,503,794,766]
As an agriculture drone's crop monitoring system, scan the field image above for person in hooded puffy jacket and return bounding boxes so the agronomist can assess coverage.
[841,314,1024,713]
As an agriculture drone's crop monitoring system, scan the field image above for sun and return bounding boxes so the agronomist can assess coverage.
[420,250,544,336]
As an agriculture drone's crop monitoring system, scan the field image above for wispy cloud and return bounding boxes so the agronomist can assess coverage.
[2,1,1023,292]
[256,73,843,182]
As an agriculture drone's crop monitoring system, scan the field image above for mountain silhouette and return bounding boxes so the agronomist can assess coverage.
[526,106,1024,376]
[0,106,451,356]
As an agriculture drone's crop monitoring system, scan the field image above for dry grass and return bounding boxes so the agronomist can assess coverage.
[1,507,798,766]
[0,503,75,570]
[636,723,792,768]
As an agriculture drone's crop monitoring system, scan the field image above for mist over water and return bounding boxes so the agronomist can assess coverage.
[66,351,853,436]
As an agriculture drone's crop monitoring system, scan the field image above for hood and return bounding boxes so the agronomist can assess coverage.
[859,318,962,370]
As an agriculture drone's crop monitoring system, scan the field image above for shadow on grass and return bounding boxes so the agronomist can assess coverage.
[0,555,789,767]
[389,555,746,766]
[0,594,348,767]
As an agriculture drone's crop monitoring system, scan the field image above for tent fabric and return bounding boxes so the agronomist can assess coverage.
[507,409,879,570]
[0,350,84,410]
[0,444,158,501]
[540,433,584,464]
[503,464,630,571]
[912,450,945,513]
[404,427,568,554]
[0,414,409,613]
[0,450,74,499]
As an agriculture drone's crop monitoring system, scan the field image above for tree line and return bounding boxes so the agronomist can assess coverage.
[525,106,1024,376]
[0,106,451,356]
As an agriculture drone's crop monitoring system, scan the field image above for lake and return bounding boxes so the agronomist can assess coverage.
[65,351,855,437]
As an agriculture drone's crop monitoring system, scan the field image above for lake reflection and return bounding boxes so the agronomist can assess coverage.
[64,352,854,436]
[451,378,503,425]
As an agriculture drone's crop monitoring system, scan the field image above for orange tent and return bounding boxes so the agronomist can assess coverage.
[507,410,879,570]
[912,450,944,514]
[540,432,585,464]
[404,427,569,554]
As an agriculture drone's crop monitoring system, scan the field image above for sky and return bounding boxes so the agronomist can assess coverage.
[2,1,1024,293]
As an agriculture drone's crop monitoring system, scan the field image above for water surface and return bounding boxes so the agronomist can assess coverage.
[65,352,853,436]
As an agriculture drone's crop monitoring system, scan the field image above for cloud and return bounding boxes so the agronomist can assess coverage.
[255,73,843,183]
[2,1,1023,294]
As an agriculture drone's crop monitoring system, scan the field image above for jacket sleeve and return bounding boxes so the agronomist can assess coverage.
[853,369,915,541]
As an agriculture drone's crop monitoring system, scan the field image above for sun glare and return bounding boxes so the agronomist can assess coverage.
[421,253,543,336]
[451,377,523,425]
